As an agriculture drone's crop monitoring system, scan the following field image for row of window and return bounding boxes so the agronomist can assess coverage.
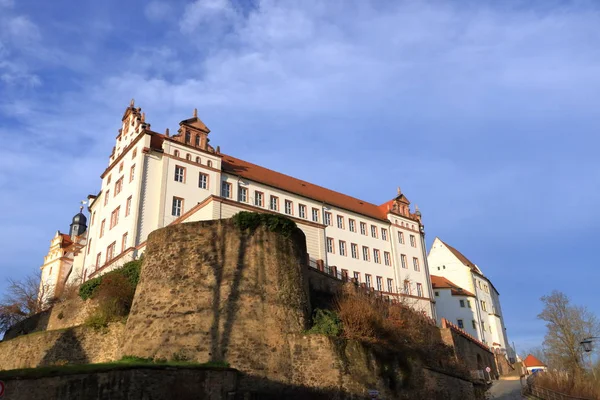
[104,164,136,207]
[397,231,417,247]
[173,154,213,168]
[95,196,133,239]
[325,238,421,271]
[477,280,490,294]
[456,318,493,334]
[94,231,129,269]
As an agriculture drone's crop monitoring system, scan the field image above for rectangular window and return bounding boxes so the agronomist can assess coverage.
[221,181,231,198]
[362,246,370,261]
[435,291,439,297]
[121,232,128,252]
[376,276,383,291]
[467,300,472,308]
[360,222,367,235]
[326,237,334,253]
[371,225,378,238]
[104,190,110,206]
[126,196,132,217]
[373,249,380,264]
[324,212,332,226]
[96,253,102,268]
[349,219,356,232]
[172,197,183,216]
[238,186,247,202]
[398,231,404,244]
[472,320,477,330]
[353,271,360,282]
[129,164,135,182]
[413,257,420,271]
[119,162,124,173]
[339,240,346,256]
[106,242,116,262]
[403,280,411,294]
[299,204,306,218]
[285,200,293,215]
[460,299,465,308]
[337,215,344,229]
[457,319,464,329]
[132,148,137,159]
[312,208,319,222]
[417,283,423,297]
[110,206,120,229]
[100,219,105,238]
[481,321,486,331]
[401,254,407,269]
[365,274,372,289]
[114,177,123,196]
[199,173,209,189]
[381,228,388,241]
[255,191,264,207]
[107,175,112,185]
[387,279,394,293]
[351,243,358,259]
[481,301,487,312]
[384,251,391,266]
[174,165,185,182]
[270,195,279,211]
[410,234,416,247]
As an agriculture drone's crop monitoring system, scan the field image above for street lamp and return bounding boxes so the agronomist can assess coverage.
[580,337,600,353]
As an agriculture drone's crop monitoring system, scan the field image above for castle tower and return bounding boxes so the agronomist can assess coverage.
[69,206,88,239]
[173,109,215,153]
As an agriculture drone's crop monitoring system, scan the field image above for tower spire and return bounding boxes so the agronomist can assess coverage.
[193,108,198,118]
[130,98,135,107]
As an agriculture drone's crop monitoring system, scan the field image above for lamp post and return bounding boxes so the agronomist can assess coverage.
[580,337,600,378]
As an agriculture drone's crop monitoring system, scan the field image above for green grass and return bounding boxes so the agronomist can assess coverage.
[0,358,233,380]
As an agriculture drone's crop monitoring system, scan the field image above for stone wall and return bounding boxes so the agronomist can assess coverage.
[440,319,498,379]
[1,366,237,400]
[120,220,311,372]
[0,323,124,371]
[3,296,95,341]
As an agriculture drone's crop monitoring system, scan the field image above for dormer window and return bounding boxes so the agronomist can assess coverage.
[195,135,200,147]
[186,154,191,161]
[185,130,191,144]
[174,150,180,158]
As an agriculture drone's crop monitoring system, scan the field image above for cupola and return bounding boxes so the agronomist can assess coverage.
[69,206,88,239]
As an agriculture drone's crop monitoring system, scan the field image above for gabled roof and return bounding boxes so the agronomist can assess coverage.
[438,238,482,274]
[221,154,391,222]
[431,275,476,297]
[523,354,545,367]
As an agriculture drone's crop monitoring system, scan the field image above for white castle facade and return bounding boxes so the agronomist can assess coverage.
[428,238,513,359]
[40,101,437,317]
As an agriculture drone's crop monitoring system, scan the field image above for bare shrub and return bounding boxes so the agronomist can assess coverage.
[0,271,50,333]
[85,273,135,329]
[534,370,600,400]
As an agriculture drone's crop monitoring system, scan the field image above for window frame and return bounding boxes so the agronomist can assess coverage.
[199,173,209,189]
[324,211,332,226]
[129,164,135,182]
[401,254,407,269]
[221,181,232,198]
[174,165,186,183]
[311,208,319,222]
[326,237,334,253]
[298,204,306,218]
[373,249,381,264]
[370,225,378,238]
[238,186,248,202]
[172,197,184,217]
[413,257,420,271]
[284,200,293,215]
[270,195,279,211]
[349,219,356,232]
[339,240,347,256]
[360,222,367,235]
[362,246,370,261]
[337,215,344,229]
[255,191,264,207]
[384,251,391,266]
[351,243,358,259]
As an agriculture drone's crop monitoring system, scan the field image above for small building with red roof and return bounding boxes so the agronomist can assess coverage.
[523,354,547,373]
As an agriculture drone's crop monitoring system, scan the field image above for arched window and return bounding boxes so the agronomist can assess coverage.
[207,160,213,168]
[174,150,180,157]
[186,154,191,161]
[185,130,191,144]
[196,156,201,163]
[195,135,200,147]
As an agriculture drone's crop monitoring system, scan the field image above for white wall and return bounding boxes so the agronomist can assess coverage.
[433,288,480,338]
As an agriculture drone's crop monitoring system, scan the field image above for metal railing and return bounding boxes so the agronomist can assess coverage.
[522,374,593,400]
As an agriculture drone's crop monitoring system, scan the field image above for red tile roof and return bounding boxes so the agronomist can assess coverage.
[431,275,475,297]
[60,233,73,248]
[523,354,545,367]
[221,154,391,221]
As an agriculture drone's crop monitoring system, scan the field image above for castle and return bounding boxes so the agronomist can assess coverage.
[40,100,436,317]
[39,100,511,357]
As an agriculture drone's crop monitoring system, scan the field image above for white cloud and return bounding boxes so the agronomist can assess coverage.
[144,1,172,22]
[180,0,238,34]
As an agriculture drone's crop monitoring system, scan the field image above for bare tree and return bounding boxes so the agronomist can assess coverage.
[0,271,50,333]
[522,345,548,364]
[537,290,600,377]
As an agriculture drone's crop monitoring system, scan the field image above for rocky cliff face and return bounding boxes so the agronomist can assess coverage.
[121,219,311,374]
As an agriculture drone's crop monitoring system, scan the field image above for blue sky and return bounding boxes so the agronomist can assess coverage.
[1,0,600,353]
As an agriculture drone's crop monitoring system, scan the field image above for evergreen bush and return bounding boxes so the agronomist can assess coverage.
[307,308,342,336]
